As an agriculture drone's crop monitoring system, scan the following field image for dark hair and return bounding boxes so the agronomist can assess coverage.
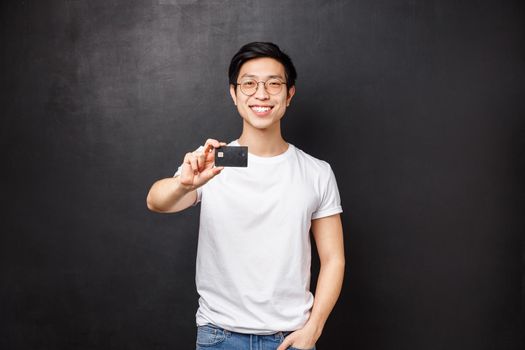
[228,42,297,91]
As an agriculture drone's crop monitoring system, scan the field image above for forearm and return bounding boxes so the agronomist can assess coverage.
[146,176,196,213]
[305,256,345,339]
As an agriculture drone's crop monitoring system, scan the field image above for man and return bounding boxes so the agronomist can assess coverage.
[147,42,344,350]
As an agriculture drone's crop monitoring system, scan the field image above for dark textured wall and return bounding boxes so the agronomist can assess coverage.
[2,0,524,349]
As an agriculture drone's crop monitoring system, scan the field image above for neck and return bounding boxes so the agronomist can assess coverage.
[237,121,288,157]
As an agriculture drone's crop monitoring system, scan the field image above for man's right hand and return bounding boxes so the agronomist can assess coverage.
[179,138,226,191]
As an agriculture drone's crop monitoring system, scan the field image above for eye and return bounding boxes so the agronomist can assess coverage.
[241,80,256,88]
[267,80,282,87]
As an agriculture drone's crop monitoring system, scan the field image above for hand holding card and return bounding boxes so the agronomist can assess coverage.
[179,139,227,191]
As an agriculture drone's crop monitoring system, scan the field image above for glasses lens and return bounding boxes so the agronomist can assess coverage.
[240,80,257,95]
[266,79,283,95]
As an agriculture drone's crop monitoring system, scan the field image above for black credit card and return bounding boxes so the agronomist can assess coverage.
[214,146,248,167]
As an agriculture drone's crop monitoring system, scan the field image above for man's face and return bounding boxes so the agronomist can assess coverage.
[229,57,295,131]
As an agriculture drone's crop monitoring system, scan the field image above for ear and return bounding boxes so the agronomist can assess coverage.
[286,85,296,107]
[229,84,238,106]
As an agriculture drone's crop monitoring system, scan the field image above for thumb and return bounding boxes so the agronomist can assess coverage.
[199,166,224,182]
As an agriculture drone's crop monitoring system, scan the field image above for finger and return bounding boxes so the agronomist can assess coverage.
[213,166,224,174]
[196,153,206,171]
[179,163,193,184]
[205,148,215,164]
[203,139,221,153]
[189,155,199,174]
[180,153,194,180]
[199,166,224,182]
[209,166,224,177]
[276,342,289,350]
[277,335,294,350]
[183,152,193,162]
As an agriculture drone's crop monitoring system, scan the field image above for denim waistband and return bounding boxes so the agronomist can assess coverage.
[198,323,291,341]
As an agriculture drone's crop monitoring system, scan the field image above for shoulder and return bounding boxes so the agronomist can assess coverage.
[291,144,333,174]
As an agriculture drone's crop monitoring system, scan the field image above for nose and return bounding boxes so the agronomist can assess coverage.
[253,81,269,99]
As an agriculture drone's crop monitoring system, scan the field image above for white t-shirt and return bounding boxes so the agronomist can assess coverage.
[174,140,342,334]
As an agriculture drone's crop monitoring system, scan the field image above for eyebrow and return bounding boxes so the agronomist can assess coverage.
[240,74,284,79]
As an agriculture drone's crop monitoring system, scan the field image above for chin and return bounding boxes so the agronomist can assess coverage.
[242,117,274,130]
[248,121,273,130]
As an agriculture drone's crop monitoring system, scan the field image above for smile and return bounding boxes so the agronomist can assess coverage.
[250,105,273,115]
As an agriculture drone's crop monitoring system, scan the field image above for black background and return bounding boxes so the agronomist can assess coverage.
[2,0,524,349]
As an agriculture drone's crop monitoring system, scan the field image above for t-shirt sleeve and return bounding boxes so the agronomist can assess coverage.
[311,164,343,220]
[173,145,204,206]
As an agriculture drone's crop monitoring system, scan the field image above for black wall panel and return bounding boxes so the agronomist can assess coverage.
[2,1,524,349]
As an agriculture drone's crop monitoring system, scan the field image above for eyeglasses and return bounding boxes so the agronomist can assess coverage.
[235,78,287,96]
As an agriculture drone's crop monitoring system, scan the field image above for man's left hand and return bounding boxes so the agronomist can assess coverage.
[277,323,319,350]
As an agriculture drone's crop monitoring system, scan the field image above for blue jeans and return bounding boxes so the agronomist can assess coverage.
[195,324,316,350]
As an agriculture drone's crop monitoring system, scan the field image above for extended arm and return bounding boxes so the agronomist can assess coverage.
[146,176,197,213]
[278,213,345,350]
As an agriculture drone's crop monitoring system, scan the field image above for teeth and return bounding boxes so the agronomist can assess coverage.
[251,106,271,113]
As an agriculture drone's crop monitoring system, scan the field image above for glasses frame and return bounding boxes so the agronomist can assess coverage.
[234,79,287,96]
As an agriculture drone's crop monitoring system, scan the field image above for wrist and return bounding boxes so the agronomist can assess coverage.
[304,320,324,341]
[174,176,194,194]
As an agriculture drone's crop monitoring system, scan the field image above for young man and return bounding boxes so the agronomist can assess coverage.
[147,42,344,350]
